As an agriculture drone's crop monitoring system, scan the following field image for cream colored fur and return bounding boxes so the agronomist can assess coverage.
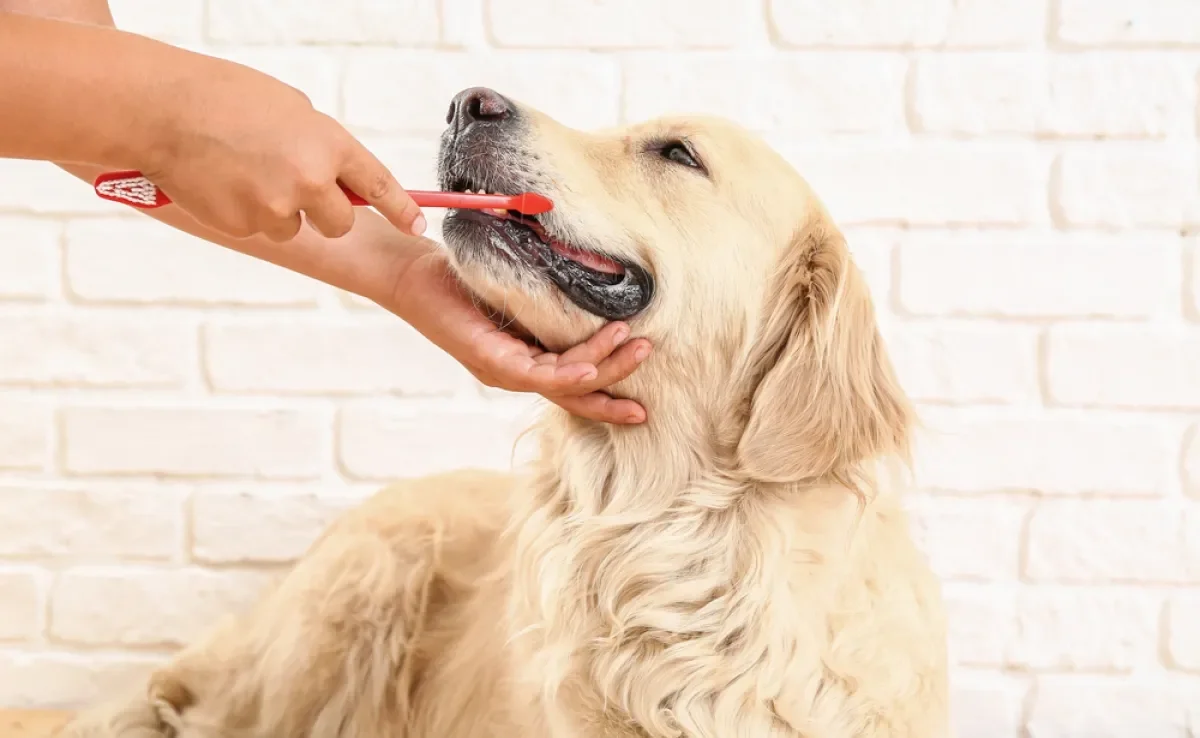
[60,99,949,738]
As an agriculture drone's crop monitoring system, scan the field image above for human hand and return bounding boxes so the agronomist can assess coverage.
[390,250,651,424]
[137,53,424,242]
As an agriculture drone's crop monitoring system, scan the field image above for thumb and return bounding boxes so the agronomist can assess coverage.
[338,137,426,237]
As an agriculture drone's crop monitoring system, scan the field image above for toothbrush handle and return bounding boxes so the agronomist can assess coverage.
[93,170,553,215]
[92,170,533,212]
[93,170,370,209]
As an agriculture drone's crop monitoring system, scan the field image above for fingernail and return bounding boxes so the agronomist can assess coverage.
[626,409,646,423]
[634,344,651,362]
[612,325,630,345]
[410,214,427,236]
[578,367,598,381]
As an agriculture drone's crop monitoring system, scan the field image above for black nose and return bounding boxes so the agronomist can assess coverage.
[446,87,514,129]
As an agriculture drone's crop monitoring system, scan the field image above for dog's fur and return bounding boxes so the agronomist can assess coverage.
[61,96,949,738]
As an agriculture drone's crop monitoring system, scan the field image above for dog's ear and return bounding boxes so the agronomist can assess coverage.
[734,217,912,484]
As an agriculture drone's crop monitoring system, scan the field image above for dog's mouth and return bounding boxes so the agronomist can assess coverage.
[441,175,655,322]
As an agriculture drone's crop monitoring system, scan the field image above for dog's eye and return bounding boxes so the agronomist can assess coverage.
[660,141,702,170]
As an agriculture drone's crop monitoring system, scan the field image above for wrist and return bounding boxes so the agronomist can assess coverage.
[369,234,442,313]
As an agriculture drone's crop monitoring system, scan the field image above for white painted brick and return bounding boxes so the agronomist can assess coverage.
[337,402,538,480]
[62,406,327,480]
[190,47,342,117]
[913,411,1171,496]
[1054,147,1200,228]
[949,671,1026,738]
[942,583,1012,666]
[344,51,620,133]
[906,496,1027,580]
[203,318,473,396]
[438,0,486,50]
[895,231,1176,319]
[0,160,126,215]
[778,142,1046,226]
[841,229,894,307]
[1046,326,1200,410]
[354,135,442,190]
[487,0,755,48]
[0,650,165,708]
[1191,240,1200,319]
[1043,53,1195,138]
[1028,676,1189,738]
[0,399,50,471]
[1056,0,1200,46]
[109,0,204,43]
[769,0,1046,48]
[0,218,57,300]
[0,486,185,562]
[206,0,439,45]
[885,323,1039,405]
[65,219,320,307]
[622,53,907,133]
[1166,594,1200,671]
[50,567,273,647]
[1008,589,1160,672]
[191,487,357,564]
[943,584,1160,672]
[1186,427,1200,498]
[1187,507,1200,581]
[0,312,195,388]
[913,53,1194,138]
[0,568,44,641]
[911,52,1040,135]
[1025,500,1187,583]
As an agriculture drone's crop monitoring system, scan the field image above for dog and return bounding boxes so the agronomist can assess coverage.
[61,87,949,738]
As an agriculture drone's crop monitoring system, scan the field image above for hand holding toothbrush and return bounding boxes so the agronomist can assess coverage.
[123,55,428,241]
[0,9,649,423]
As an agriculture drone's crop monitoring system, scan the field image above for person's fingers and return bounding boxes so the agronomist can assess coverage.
[571,338,651,394]
[545,321,650,396]
[301,183,357,239]
[499,355,597,393]
[489,324,650,398]
[557,322,631,366]
[553,392,647,425]
[261,211,304,242]
[337,136,426,237]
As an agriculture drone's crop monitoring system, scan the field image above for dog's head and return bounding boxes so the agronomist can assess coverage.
[438,87,912,481]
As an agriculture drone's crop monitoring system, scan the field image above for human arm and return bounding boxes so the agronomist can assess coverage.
[0,8,424,240]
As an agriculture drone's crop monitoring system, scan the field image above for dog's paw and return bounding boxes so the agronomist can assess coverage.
[56,689,172,738]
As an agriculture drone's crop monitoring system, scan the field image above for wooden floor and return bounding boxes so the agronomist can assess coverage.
[0,711,71,738]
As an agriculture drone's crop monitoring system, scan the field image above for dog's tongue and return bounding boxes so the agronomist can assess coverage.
[550,241,625,275]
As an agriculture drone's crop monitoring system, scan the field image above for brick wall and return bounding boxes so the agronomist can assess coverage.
[1,1,1198,735]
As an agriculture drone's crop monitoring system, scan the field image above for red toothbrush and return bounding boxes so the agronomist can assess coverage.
[92,170,554,216]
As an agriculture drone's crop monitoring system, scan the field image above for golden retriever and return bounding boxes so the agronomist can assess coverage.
[61,87,949,738]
